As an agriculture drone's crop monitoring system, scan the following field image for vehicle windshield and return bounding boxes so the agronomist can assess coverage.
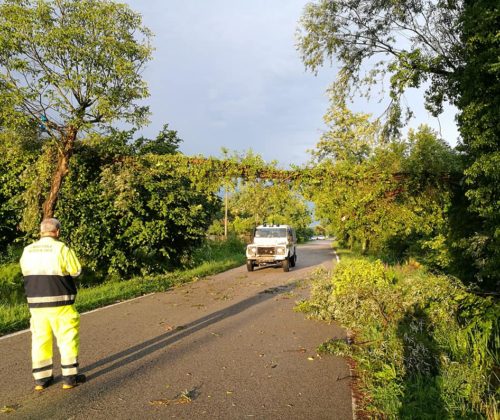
[255,228,287,238]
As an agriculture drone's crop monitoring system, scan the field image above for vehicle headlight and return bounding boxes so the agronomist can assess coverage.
[276,247,285,255]
[248,246,257,256]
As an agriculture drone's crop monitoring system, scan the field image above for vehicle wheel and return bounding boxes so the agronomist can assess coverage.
[246,260,254,272]
[282,258,290,272]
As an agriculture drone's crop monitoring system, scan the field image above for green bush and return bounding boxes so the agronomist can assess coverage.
[299,256,499,418]
[56,151,221,279]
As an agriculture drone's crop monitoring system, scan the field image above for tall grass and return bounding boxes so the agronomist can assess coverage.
[297,253,499,418]
[0,238,246,336]
[0,263,24,305]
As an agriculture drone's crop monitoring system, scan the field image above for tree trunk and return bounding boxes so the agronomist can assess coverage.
[361,237,370,254]
[224,187,228,238]
[42,127,77,219]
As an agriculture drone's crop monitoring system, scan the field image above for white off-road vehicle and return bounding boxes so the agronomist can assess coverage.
[246,224,297,272]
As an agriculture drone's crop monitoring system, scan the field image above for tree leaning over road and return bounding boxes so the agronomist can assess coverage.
[0,0,153,219]
[297,0,499,287]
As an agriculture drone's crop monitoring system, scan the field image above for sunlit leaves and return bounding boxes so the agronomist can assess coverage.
[54,130,217,277]
[454,0,500,286]
[312,103,380,164]
[0,0,153,130]
[306,114,459,269]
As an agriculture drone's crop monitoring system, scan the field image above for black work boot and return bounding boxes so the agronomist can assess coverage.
[62,373,86,389]
[34,375,54,391]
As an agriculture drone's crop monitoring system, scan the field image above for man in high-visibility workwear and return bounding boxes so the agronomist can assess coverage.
[20,218,86,390]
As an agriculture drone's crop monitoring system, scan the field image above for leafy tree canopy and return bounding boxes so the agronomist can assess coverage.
[0,0,153,218]
[312,102,380,164]
[133,124,183,156]
[0,0,152,130]
[306,105,458,268]
[454,0,500,287]
[297,0,464,124]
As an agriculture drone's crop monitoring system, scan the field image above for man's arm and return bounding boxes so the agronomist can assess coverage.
[62,246,82,277]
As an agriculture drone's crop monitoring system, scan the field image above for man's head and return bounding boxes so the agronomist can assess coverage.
[40,218,61,238]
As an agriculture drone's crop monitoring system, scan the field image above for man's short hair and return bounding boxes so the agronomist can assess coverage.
[40,218,61,234]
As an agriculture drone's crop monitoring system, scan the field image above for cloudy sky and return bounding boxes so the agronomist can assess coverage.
[126,0,460,167]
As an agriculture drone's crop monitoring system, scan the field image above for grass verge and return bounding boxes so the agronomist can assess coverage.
[296,248,499,419]
[0,240,245,336]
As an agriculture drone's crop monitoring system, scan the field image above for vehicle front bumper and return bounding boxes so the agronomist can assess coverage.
[247,256,287,263]
[246,248,288,263]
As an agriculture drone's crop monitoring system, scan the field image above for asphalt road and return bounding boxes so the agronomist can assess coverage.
[0,241,352,419]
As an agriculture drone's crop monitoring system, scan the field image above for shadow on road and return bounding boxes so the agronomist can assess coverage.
[83,283,297,381]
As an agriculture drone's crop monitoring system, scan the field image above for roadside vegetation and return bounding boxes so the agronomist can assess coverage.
[294,3,499,415]
[296,247,499,418]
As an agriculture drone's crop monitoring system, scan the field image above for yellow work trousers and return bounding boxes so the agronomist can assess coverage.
[30,305,80,382]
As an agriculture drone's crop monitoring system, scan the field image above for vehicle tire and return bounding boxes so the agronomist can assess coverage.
[246,260,254,272]
[282,258,290,272]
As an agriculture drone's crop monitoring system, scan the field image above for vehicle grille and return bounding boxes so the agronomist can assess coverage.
[257,247,275,256]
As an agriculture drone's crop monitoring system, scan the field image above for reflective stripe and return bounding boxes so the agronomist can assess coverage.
[27,295,76,304]
[32,358,52,369]
[34,368,53,380]
[22,268,67,276]
[61,357,78,366]
[33,364,53,373]
[62,367,78,376]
